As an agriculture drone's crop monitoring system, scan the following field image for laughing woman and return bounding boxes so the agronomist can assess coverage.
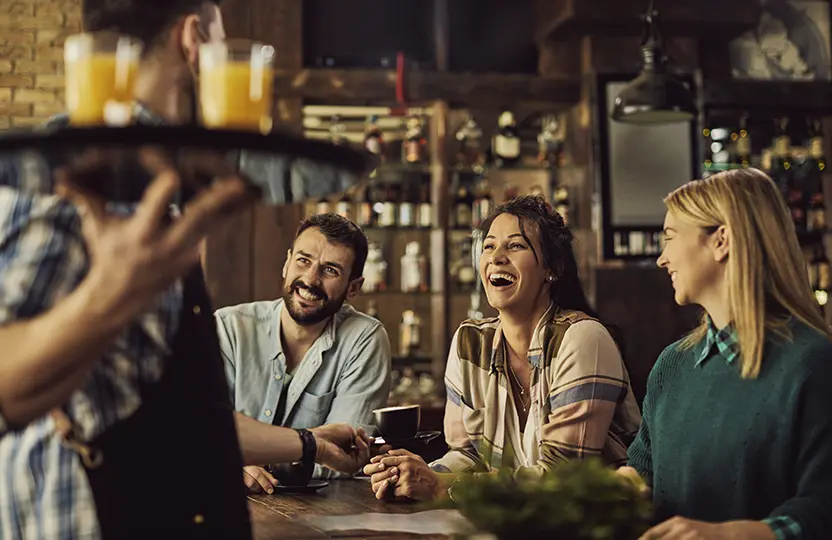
[625,168,832,540]
[364,195,642,501]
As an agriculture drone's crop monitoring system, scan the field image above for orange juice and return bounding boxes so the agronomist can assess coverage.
[65,54,138,126]
[200,62,274,133]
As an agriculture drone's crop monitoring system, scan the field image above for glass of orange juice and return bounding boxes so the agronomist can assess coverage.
[199,40,275,134]
[64,32,143,126]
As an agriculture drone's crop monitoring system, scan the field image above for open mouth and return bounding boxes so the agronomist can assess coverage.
[488,272,517,289]
[295,286,325,304]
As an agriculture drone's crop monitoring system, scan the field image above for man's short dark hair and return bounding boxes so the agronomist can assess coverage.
[295,214,369,281]
[83,0,221,49]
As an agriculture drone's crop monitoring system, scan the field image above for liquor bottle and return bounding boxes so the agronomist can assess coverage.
[378,183,398,228]
[399,310,422,357]
[806,118,826,233]
[771,117,792,193]
[329,115,348,146]
[810,245,830,308]
[456,237,477,292]
[554,185,570,225]
[537,114,563,169]
[403,116,427,164]
[453,184,474,229]
[729,127,741,167]
[492,111,521,168]
[362,242,388,293]
[736,113,751,169]
[316,197,330,215]
[472,177,493,227]
[455,113,484,170]
[400,241,428,293]
[335,192,352,220]
[398,182,416,228]
[417,184,432,229]
[364,115,385,159]
[356,184,374,227]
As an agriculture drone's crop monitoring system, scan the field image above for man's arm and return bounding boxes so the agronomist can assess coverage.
[234,411,302,465]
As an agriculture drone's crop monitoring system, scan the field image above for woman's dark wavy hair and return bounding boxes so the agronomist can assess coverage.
[478,195,625,353]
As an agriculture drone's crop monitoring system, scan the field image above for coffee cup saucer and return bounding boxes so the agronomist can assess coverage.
[273,480,330,494]
[372,430,442,446]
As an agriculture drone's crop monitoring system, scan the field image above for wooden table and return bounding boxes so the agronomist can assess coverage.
[248,479,453,539]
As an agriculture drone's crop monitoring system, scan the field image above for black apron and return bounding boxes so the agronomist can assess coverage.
[79,268,252,539]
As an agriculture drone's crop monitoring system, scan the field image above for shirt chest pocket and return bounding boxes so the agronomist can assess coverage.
[293,390,336,426]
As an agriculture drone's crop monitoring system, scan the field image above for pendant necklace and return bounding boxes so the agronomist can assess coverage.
[504,341,530,413]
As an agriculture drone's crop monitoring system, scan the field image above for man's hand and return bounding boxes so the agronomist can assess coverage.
[55,147,254,328]
[363,449,444,501]
[242,465,279,495]
[639,517,777,540]
[310,423,371,475]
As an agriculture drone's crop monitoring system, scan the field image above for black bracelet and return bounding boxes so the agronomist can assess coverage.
[295,428,317,477]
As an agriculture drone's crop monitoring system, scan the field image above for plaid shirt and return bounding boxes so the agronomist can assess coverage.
[430,305,642,477]
[697,318,802,540]
[0,106,181,540]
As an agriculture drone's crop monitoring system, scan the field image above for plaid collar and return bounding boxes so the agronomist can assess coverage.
[490,303,555,372]
[696,316,738,367]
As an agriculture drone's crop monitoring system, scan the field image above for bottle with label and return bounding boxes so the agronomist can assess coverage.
[805,118,826,233]
[378,183,398,228]
[702,126,714,178]
[472,177,493,227]
[329,115,348,146]
[554,185,570,225]
[492,111,521,168]
[362,242,388,293]
[453,184,474,229]
[455,113,484,170]
[401,241,428,293]
[807,193,826,232]
[363,115,385,159]
[456,237,477,292]
[537,114,563,169]
[417,184,432,229]
[399,310,422,357]
[403,116,427,164]
[335,192,352,220]
[356,184,375,227]
[398,182,416,228]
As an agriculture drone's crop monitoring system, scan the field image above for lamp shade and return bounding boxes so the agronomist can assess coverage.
[611,67,696,124]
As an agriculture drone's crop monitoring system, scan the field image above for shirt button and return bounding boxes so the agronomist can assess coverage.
[274,374,282,381]
[192,306,201,315]
[264,410,272,417]
[193,514,204,525]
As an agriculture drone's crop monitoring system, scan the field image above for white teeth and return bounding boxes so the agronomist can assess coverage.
[670,272,677,283]
[488,272,517,285]
[297,288,322,301]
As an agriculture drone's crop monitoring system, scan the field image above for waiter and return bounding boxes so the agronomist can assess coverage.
[0,1,370,539]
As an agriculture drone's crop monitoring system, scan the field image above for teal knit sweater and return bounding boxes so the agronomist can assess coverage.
[627,319,832,538]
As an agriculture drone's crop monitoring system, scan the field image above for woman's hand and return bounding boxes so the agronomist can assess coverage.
[362,449,445,501]
[639,517,776,540]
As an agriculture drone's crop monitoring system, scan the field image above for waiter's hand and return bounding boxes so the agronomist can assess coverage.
[311,423,371,475]
[242,465,279,495]
[55,147,254,328]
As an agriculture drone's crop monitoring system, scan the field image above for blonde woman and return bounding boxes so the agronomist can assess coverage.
[364,195,642,500]
[625,168,832,540]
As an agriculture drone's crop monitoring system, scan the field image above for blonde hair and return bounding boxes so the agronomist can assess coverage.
[664,168,832,378]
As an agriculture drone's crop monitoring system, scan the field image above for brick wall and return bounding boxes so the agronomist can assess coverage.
[0,0,82,130]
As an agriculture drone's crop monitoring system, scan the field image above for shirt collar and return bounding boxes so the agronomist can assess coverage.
[490,302,555,372]
[270,299,338,362]
[696,316,739,367]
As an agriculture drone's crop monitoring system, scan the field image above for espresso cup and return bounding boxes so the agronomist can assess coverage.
[268,462,312,487]
[372,404,420,442]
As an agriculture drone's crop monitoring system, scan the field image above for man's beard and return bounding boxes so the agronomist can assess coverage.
[283,278,348,325]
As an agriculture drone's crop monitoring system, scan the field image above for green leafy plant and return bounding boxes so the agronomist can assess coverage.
[433,458,652,540]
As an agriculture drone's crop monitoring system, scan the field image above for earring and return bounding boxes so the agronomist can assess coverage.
[547,276,555,282]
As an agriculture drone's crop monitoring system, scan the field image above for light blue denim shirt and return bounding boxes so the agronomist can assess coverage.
[214,299,392,477]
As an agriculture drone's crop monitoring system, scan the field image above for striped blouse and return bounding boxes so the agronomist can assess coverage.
[430,304,642,477]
